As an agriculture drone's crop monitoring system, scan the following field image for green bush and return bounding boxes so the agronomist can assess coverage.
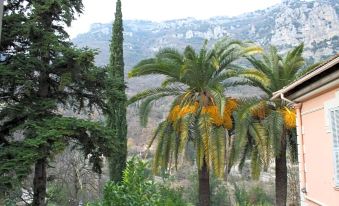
[4,199,16,206]
[212,183,232,206]
[234,184,273,206]
[1,188,22,206]
[88,157,188,206]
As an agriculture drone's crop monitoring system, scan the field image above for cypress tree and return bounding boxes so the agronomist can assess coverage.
[0,1,120,204]
[107,0,127,182]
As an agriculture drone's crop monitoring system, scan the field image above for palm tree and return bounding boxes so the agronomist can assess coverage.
[234,44,309,206]
[128,39,261,206]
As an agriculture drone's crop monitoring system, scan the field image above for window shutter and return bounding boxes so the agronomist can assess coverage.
[330,107,339,187]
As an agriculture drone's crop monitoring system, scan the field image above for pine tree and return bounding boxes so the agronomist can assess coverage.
[0,1,120,204]
[107,0,127,182]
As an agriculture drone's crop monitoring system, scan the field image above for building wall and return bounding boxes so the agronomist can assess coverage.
[299,88,339,206]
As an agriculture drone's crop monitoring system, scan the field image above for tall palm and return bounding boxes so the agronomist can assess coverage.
[128,38,261,206]
[235,44,309,206]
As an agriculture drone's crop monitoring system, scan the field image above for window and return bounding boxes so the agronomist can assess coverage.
[325,91,339,188]
[330,107,339,187]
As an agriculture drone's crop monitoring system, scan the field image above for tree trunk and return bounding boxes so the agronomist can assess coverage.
[275,135,287,206]
[32,157,47,206]
[32,77,50,205]
[198,158,210,206]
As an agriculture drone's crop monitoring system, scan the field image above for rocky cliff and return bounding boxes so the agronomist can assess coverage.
[73,0,338,70]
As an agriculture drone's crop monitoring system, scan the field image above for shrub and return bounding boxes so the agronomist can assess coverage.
[88,157,188,206]
[234,184,273,206]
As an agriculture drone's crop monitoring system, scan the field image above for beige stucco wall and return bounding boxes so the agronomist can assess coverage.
[298,87,339,206]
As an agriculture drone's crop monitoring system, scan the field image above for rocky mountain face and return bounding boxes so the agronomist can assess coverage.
[73,0,339,99]
[73,0,339,70]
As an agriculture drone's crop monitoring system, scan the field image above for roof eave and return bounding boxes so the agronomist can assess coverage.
[271,55,339,101]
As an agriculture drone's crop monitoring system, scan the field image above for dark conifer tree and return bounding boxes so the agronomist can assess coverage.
[0,1,120,205]
[107,0,127,182]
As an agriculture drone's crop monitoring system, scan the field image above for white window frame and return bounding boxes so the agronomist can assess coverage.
[325,90,339,188]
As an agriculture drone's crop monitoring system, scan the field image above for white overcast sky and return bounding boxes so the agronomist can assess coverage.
[67,0,282,38]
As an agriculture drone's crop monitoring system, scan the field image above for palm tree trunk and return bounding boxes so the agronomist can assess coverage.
[275,135,287,206]
[198,158,210,206]
[32,157,47,206]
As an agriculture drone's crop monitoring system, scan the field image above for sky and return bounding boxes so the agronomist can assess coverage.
[67,0,282,38]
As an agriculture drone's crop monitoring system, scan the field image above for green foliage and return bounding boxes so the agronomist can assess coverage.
[234,44,308,175]
[88,158,188,206]
[0,117,116,190]
[0,0,121,201]
[107,0,128,182]
[212,184,231,206]
[234,184,273,206]
[3,199,16,206]
[232,99,273,180]
[46,182,69,205]
[1,189,21,206]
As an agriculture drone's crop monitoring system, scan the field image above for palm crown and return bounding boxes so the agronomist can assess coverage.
[244,44,306,96]
[235,44,306,155]
[128,38,261,177]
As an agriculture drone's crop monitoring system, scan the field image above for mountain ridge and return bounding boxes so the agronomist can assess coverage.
[74,0,338,71]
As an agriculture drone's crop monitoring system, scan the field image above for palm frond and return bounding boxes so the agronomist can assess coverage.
[198,114,212,169]
[138,93,173,127]
[242,46,263,56]
[263,110,284,156]
[161,128,174,171]
[238,142,252,171]
[250,146,261,180]
[210,126,226,177]
[297,61,322,78]
[234,98,267,174]
[156,48,183,64]
[161,77,181,87]
[183,46,197,61]
[152,123,167,173]
[128,61,180,78]
[282,44,305,80]
[128,87,182,105]
[239,68,270,88]
[249,122,271,171]
[208,69,238,87]
[246,56,272,78]
[147,121,168,150]
[178,114,195,161]
[195,119,205,169]
[208,86,225,114]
